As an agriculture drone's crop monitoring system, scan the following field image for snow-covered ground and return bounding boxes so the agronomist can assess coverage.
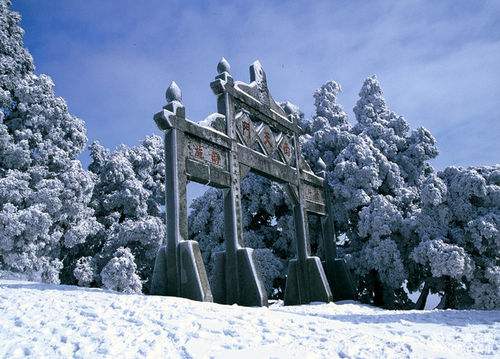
[0,279,498,358]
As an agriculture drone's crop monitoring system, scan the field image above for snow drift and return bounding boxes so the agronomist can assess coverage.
[0,279,498,358]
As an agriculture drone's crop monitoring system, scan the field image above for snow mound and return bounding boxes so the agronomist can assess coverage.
[0,279,498,358]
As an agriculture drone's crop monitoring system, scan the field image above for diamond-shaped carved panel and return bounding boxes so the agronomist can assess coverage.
[278,135,294,164]
[258,124,277,155]
[236,111,256,146]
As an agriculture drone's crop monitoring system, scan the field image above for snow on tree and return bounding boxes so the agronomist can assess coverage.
[73,256,94,287]
[412,166,499,309]
[189,188,225,277]
[76,136,165,292]
[299,81,357,236]
[0,0,99,283]
[100,247,142,294]
[312,76,439,308]
[352,76,437,186]
[301,81,354,175]
[327,134,413,307]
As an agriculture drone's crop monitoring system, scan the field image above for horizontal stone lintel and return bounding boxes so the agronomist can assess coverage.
[181,119,232,150]
[186,158,231,188]
[305,201,326,216]
[300,170,324,187]
[237,144,298,185]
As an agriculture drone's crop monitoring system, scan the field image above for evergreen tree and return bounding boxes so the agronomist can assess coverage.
[303,76,437,307]
[74,136,165,292]
[320,76,438,308]
[412,165,499,309]
[301,81,356,235]
[0,0,99,283]
[302,81,353,172]
[100,247,142,294]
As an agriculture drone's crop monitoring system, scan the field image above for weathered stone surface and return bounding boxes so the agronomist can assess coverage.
[152,82,213,303]
[152,59,353,307]
[211,251,226,304]
[235,111,256,146]
[284,257,332,305]
[329,259,356,301]
[217,57,231,75]
[166,81,182,102]
[186,135,228,170]
[283,190,332,306]
[179,240,213,302]
[278,135,293,164]
[150,246,168,295]
[236,248,268,306]
[318,160,355,301]
[211,249,268,307]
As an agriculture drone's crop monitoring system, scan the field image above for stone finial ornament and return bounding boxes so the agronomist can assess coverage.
[317,157,327,172]
[283,101,300,125]
[284,101,295,115]
[250,60,267,84]
[166,81,182,103]
[217,57,231,74]
[249,60,270,104]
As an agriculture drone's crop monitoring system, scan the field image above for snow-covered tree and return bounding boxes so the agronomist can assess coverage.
[101,247,142,294]
[344,76,438,307]
[412,166,499,309]
[300,81,356,235]
[73,136,165,292]
[311,76,439,308]
[352,76,437,186]
[73,256,94,287]
[0,0,99,283]
[301,81,354,173]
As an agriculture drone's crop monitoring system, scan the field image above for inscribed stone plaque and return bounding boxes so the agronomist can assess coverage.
[187,136,228,170]
[236,111,257,146]
[278,135,294,164]
[257,124,277,156]
[303,182,325,205]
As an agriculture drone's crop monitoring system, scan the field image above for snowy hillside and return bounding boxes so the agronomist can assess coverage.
[0,280,498,358]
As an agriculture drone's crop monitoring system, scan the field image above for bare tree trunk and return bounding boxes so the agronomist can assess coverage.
[436,276,454,309]
[370,270,385,307]
[415,280,429,310]
[436,292,446,309]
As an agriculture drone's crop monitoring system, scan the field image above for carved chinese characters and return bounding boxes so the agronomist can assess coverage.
[278,135,293,164]
[303,182,325,205]
[258,124,276,155]
[187,136,227,170]
[236,111,256,146]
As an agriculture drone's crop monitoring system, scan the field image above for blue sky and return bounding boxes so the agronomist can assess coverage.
[12,0,500,170]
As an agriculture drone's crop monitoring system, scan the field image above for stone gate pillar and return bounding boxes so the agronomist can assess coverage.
[317,158,355,301]
[211,59,268,307]
[150,82,212,302]
[283,133,332,306]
